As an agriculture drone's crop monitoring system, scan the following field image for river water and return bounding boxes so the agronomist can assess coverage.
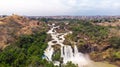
[44,24,117,67]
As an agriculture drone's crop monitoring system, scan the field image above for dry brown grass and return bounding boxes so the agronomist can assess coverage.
[96,22,120,27]
[0,15,47,50]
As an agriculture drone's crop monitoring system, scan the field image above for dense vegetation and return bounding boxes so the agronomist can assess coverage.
[63,20,109,53]
[109,36,120,60]
[70,21,109,41]
[52,50,61,61]
[0,32,57,67]
[63,62,77,67]
[0,30,77,67]
[62,20,120,66]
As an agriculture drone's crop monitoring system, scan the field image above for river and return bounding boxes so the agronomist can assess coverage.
[44,23,117,67]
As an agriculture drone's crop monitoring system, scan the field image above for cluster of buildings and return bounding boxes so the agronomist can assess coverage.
[27,16,120,20]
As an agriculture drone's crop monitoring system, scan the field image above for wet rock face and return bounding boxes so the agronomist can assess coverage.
[78,44,99,54]
[52,41,57,43]
[52,44,61,51]
[59,38,62,40]
[78,44,91,53]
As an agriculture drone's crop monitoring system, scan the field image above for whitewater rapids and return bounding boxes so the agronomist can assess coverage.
[44,24,92,67]
[43,23,117,67]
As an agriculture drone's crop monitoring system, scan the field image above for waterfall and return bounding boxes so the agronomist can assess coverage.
[43,23,118,67]
[74,45,78,55]
[44,24,91,67]
[61,45,91,67]
[62,45,74,64]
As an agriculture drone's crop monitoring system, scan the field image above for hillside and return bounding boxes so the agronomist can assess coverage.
[0,15,47,50]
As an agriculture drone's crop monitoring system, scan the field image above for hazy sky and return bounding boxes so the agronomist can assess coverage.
[0,0,120,16]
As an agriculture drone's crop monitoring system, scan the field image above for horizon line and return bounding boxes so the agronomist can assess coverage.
[0,14,120,17]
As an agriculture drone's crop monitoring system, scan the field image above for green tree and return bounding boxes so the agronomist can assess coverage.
[63,62,78,67]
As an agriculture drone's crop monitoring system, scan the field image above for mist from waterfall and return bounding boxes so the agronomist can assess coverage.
[61,45,91,67]
[43,23,92,67]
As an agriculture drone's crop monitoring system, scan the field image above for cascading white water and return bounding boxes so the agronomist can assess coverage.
[61,45,91,67]
[44,24,91,67]
[43,23,117,67]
